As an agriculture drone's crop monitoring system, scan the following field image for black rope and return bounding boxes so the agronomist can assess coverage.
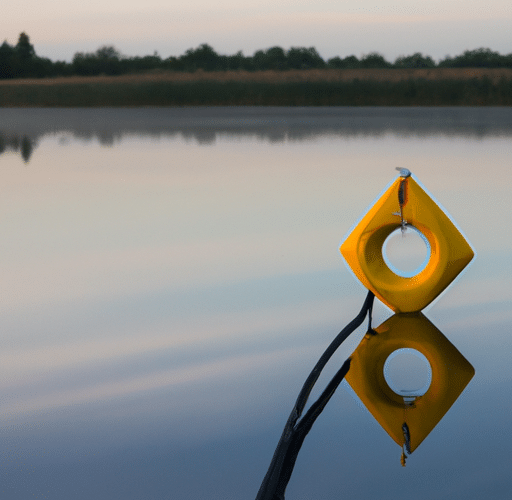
[256,290,375,500]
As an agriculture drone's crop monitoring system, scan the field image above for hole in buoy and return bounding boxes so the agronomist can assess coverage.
[382,226,430,278]
[384,349,432,397]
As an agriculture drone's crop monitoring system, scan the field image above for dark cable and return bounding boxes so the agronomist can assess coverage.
[256,290,375,500]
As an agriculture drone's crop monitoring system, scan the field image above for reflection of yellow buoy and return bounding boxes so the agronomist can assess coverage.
[346,313,474,454]
[340,175,474,312]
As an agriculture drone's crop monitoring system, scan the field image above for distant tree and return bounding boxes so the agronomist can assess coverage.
[438,48,506,68]
[394,52,435,68]
[28,56,56,77]
[265,46,287,70]
[72,45,123,75]
[50,59,74,77]
[7,32,512,81]
[437,54,454,68]
[94,45,122,74]
[225,50,247,70]
[15,32,35,61]
[180,44,220,71]
[125,52,163,73]
[360,52,392,68]
[0,33,38,78]
[95,45,121,61]
[287,47,325,69]
[251,46,288,70]
[326,56,343,68]
[327,55,360,69]
[503,53,512,68]
[0,33,74,78]
[0,33,36,77]
[252,50,267,70]
[164,55,184,71]
[72,52,94,75]
[0,40,15,78]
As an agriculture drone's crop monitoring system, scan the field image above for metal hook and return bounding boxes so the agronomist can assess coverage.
[393,175,409,234]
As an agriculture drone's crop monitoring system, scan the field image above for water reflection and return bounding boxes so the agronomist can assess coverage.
[0,133,35,162]
[0,108,509,500]
[347,313,474,466]
[2,107,512,165]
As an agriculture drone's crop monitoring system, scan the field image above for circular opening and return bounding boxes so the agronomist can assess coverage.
[384,348,432,397]
[382,226,431,278]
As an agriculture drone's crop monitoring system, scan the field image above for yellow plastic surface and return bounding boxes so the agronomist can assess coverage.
[340,175,474,312]
[346,313,474,453]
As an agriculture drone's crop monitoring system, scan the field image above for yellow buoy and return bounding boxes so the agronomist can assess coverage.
[340,174,474,312]
[345,313,475,454]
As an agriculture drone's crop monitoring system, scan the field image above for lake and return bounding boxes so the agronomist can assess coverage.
[0,107,511,499]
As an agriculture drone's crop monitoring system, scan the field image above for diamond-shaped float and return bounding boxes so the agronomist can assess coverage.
[346,313,474,455]
[340,174,474,313]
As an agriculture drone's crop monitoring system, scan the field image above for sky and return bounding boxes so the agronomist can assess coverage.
[2,1,512,63]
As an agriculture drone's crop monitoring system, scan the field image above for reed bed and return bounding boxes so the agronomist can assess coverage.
[1,69,512,106]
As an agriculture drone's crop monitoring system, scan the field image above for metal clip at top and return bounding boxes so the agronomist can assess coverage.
[396,167,411,178]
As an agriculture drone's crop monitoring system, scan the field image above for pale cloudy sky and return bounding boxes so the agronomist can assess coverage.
[2,1,512,62]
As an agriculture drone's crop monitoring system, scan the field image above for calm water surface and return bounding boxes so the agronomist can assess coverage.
[0,108,511,499]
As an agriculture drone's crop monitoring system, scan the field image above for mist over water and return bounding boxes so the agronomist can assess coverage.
[3,107,512,156]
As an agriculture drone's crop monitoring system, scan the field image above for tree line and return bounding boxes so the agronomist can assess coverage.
[2,32,512,79]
